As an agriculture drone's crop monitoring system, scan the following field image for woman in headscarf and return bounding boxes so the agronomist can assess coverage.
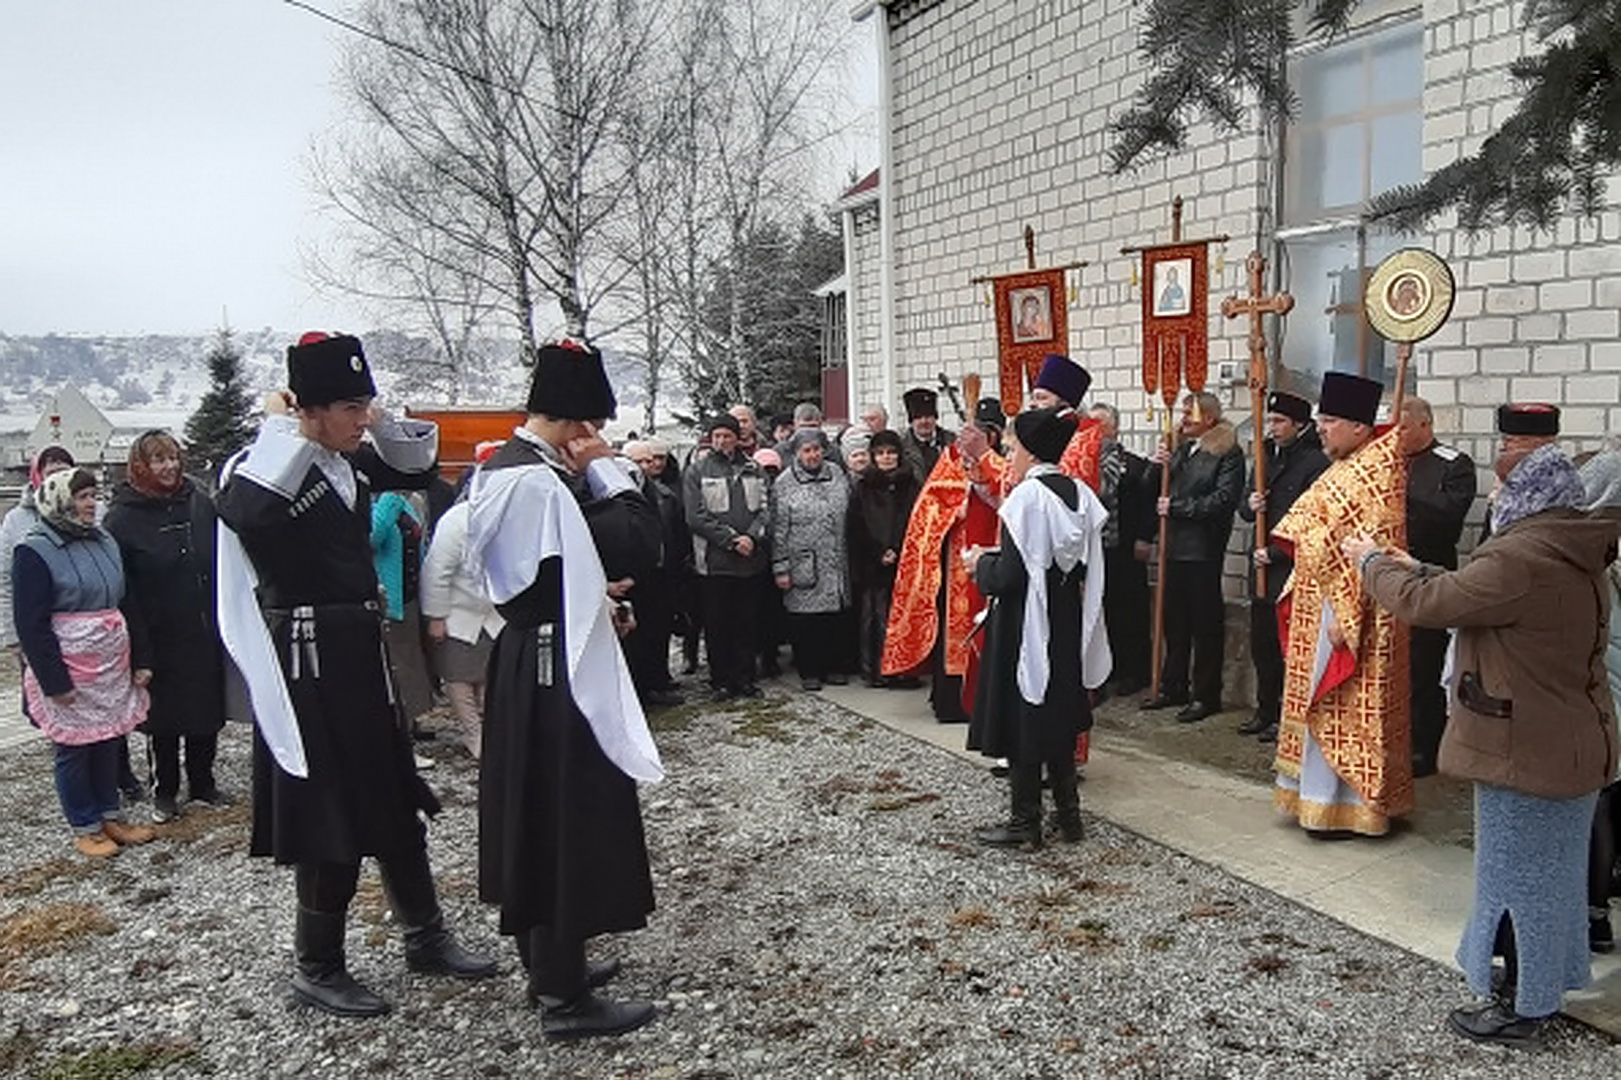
[1,446,76,657]
[103,430,229,824]
[1345,405,1621,1047]
[13,467,154,857]
[770,430,851,691]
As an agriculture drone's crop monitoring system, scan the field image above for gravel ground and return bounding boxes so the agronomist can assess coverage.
[1,688,1618,1079]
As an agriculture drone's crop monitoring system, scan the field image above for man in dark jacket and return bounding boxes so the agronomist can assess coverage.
[623,439,689,708]
[684,414,771,699]
[1398,396,1477,775]
[1142,391,1245,722]
[900,387,956,482]
[1236,391,1329,742]
[1089,404,1156,698]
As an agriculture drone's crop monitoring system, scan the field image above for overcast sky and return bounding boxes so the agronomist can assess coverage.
[0,1,355,337]
[0,2,879,340]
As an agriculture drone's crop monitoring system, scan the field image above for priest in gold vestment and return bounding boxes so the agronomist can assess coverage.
[1271,372,1412,836]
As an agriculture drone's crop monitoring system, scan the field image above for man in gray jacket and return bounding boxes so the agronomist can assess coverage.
[685,414,771,699]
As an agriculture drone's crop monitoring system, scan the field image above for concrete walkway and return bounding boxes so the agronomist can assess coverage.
[819,681,1621,1036]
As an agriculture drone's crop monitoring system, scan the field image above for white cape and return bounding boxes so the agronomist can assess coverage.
[214,446,308,779]
[465,461,663,783]
[997,468,1112,704]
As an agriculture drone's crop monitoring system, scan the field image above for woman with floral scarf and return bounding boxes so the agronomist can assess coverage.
[1347,404,1621,1048]
[13,467,154,857]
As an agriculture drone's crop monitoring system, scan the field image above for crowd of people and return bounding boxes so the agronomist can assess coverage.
[4,333,1620,1050]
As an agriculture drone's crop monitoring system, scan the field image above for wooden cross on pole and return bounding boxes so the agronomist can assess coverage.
[1221,251,1294,597]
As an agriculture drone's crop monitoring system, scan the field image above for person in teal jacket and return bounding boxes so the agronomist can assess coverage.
[370,490,435,734]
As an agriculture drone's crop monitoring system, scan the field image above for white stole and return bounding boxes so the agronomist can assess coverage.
[997,467,1112,704]
[464,461,663,783]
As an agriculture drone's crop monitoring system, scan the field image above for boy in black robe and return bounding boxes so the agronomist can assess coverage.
[966,408,1111,848]
[216,332,496,1018]
[466,340,664,1039]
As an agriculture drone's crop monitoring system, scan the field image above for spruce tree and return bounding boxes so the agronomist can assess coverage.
[1110,0,1621,232]
[184,328,257,486]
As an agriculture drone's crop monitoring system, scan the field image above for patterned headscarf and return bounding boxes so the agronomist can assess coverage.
[1491,442,1588,532]
[37,467,99,539]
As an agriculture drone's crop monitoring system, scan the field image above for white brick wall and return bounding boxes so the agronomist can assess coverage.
[862,0,1620,503]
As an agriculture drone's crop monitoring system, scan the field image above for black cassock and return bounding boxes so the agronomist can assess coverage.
[966,473,1091,764]
[217,453,436,865]
[477,438,661,939]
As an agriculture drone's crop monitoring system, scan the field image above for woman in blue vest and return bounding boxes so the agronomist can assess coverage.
[13,467,155,857]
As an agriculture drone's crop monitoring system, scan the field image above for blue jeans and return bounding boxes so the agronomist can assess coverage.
[53,739,124,833]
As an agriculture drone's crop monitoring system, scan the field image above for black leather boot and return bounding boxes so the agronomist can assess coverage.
[976,762,1042,848]
[403,917,500,979]
[290,908,391,1017]
[382,854,499,980]
[541,992,657,1040]
[1049,757,1083,843]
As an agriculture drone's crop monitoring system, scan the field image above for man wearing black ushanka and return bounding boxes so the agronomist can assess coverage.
[965,408,1112,849]
[465,340,664,1039]
[217,332,497,1018]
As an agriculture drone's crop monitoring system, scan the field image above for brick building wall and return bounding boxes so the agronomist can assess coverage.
[848,0,1621,703]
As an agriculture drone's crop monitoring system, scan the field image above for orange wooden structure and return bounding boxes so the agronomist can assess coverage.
[404,407,525,482]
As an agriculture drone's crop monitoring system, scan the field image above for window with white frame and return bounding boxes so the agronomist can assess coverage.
[1277,18,1423,397]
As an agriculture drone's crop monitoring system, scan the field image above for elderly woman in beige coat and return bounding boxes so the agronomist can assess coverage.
[1345,403,1620,1048]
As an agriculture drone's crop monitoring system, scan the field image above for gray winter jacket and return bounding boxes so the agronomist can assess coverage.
[684,448,771,577]
[771,461,851,614]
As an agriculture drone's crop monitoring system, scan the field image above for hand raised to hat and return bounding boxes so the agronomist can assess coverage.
[264,391,294,416]
[562,422,613,471]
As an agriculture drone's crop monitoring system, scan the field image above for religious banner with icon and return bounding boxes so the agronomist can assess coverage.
[992,267,1069,415]
[972,226,1088,417]
[1139,243,1211,408]
[1364,247,1455,345]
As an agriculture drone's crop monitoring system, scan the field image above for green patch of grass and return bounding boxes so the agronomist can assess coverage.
[645,701,706,732]
[1141,933,1176,952]
[37,1040,206,1080]
[0,903,116,990]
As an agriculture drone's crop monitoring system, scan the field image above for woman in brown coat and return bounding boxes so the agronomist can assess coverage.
[1345,404,1620,1048]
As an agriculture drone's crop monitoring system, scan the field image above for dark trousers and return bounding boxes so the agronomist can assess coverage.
[524,924,588,1004]
[789,610,842,681]
[702,575,760,692]
[757,574,787,668]
[857,583,895,682]
[1103,546,1150,690]
[150,732,219,800]
[1008,756,1080,827]
[1160,559,1224,706]
[1410,626,1450,773]
[626,572,675,695]
[294,843,438,927]
[1250,598,1284,725]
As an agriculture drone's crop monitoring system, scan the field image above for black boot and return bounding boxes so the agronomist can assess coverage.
[382,854,499,980]
[541,992,657,1040]
[976,762,1042,848]
[1048,757,1083,843]
[290,908,391,1017]
[403,917,500,979]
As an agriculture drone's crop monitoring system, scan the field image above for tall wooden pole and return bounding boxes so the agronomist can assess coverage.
[1221,252,1294,598]
[1148,205,1184,700]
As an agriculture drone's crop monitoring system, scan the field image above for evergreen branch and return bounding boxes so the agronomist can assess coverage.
[1366,2,1621,232]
